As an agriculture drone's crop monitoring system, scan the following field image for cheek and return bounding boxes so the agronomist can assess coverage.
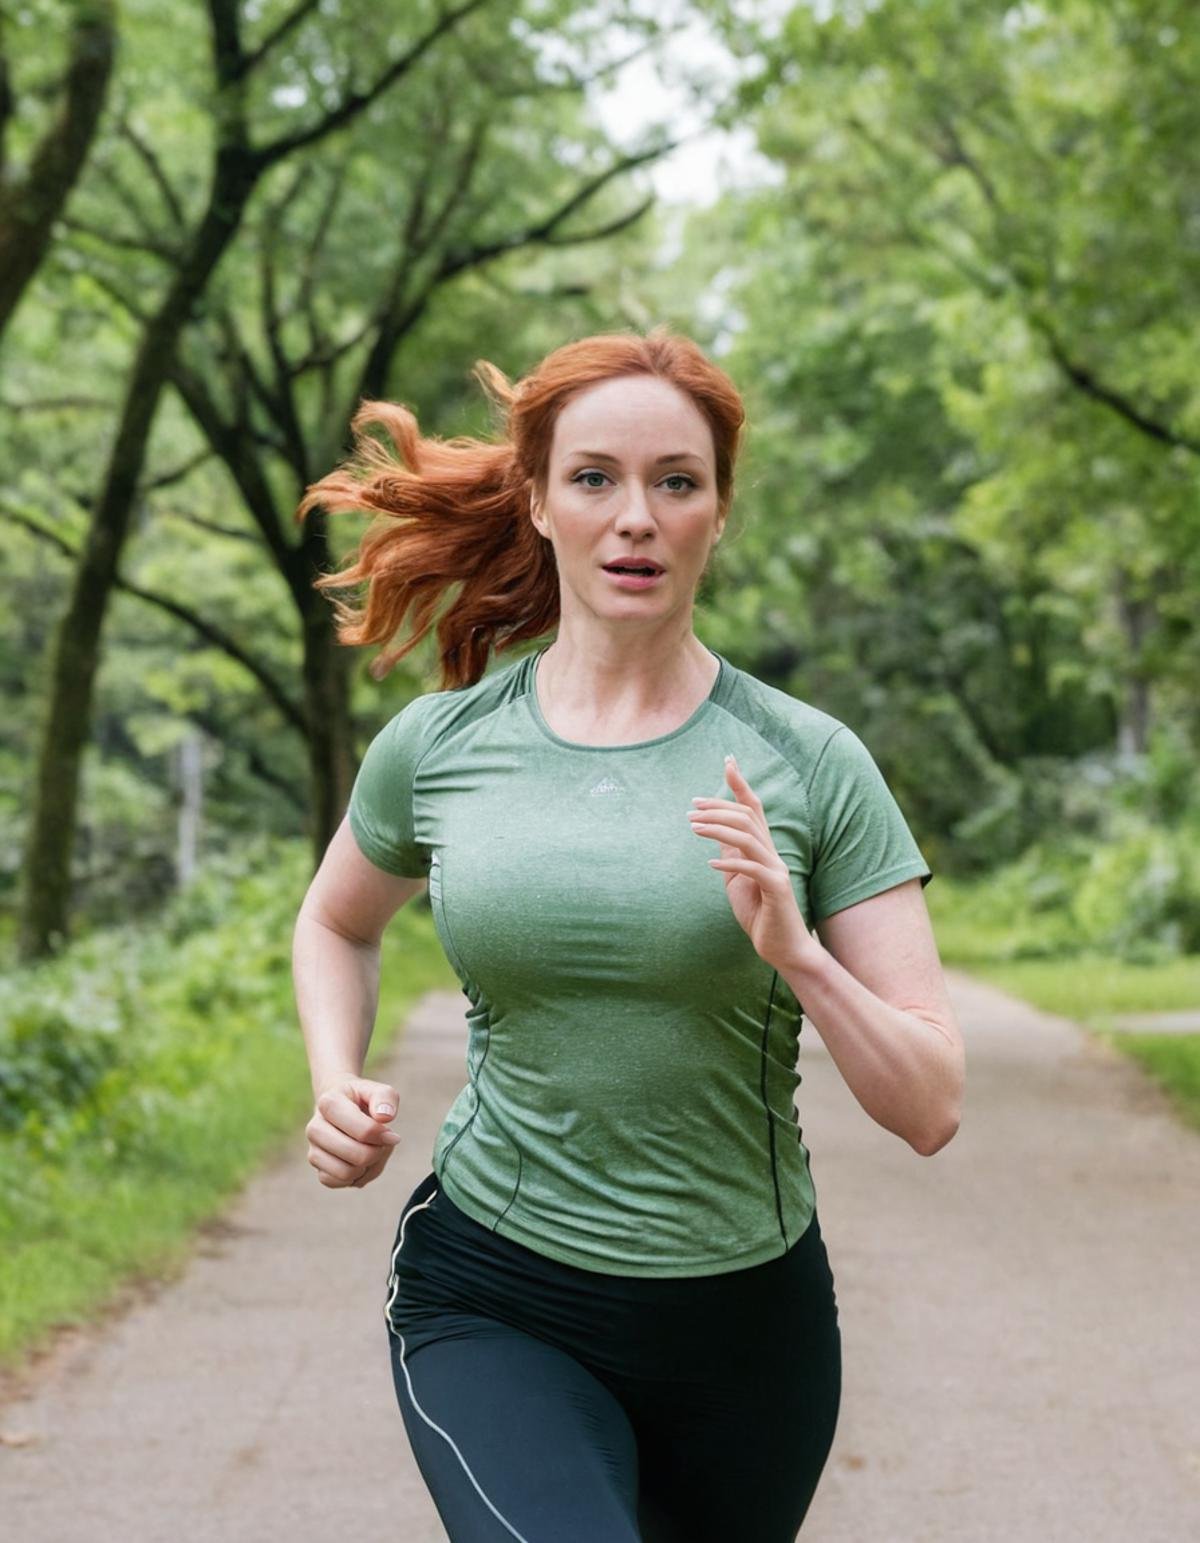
[550,503,597,552]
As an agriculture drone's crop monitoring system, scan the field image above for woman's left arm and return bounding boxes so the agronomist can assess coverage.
[781,880,965,1155]
[689,755,964,1156]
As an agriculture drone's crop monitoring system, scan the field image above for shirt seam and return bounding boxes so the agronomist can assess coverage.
[805,723,848,804]
[707,697,826,862]
[403,668,533,850]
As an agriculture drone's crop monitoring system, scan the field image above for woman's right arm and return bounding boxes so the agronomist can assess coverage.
[292,815,428,1188]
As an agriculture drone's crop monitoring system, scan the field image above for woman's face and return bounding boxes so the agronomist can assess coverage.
[529,373,724,627]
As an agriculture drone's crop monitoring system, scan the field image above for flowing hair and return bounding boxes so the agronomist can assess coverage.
[296,324,746,691]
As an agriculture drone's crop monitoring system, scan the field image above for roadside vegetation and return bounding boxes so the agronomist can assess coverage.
[0,837,452,1371]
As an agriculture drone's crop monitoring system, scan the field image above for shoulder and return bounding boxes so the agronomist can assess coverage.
[716,657,849,787]
[371,648,533,765]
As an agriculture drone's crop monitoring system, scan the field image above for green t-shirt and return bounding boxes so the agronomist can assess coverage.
[348,644,932,1277]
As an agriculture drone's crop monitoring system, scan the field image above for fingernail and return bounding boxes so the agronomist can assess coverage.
[375,1104,395,1117]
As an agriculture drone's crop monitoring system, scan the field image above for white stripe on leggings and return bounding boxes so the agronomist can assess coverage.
[384,1184,533,1543]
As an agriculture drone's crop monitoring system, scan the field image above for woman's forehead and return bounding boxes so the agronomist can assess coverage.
[551,377,712,460]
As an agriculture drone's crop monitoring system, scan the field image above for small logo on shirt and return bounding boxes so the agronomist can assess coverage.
[589,775,625,795]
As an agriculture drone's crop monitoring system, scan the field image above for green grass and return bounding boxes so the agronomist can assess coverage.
[944,952,1200,1019]
[929,879,1200,1135]
[0,863,455,1375]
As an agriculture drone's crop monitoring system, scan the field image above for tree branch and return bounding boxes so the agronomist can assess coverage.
[252,0,494,171]
[62,212,181,261]
[1030,314,1200,455]
[118,114,188,229]
[161,509,262,544]
[437,137,676,275]
[0,498,306,733]
[83,265,153,325]
[451,28,671,101]
[168,351,297,580]
[89,148,169,247]
[189,704,307,811]
[139,447,215,494]
[846,107,1200,456]
[207,0,246,90]
[0,393,114,413]
[236,0,321,80]
[0,0,116,334]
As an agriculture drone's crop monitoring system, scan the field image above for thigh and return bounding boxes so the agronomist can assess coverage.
[632,1316,842,1543]
[624,1216,843,1543]
[389,1317,642,1543]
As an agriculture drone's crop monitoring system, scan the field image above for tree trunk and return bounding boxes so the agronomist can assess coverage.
[1114,569,1152,756]
[17,151,257,960]
[0,0,116,339]
[297,584,357,867]
[175,726,207,887]
[15,0,499,957]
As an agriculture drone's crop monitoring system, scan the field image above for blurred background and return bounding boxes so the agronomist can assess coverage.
[1,0,1197,1385]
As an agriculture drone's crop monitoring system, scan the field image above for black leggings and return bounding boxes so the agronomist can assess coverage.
[383,1170,842,1542]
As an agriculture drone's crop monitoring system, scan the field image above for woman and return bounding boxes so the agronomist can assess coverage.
[292,326,966,1542]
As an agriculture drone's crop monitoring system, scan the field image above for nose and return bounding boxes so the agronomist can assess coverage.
[615,483,658,540]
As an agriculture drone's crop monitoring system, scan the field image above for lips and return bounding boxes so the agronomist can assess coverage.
[602,560,665,575]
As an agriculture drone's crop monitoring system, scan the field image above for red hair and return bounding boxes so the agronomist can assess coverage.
[296,324,746,691]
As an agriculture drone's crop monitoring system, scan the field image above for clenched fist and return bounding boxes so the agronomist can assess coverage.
[306,1075,402,1189]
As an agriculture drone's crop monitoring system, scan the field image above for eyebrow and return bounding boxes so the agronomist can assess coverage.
[565,450,705,466]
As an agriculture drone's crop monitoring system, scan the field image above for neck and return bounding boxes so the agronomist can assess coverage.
[537,628,717,718]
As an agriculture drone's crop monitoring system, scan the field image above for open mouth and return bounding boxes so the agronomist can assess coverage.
[603,564,664,577]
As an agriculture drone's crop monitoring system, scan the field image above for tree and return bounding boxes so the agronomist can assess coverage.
[14,0,696,957]
[679,0,1200,856]
[17,0,499,959]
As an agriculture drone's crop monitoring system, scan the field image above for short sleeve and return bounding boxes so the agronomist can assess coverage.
[806,725,932,922]
[346,698,431,878]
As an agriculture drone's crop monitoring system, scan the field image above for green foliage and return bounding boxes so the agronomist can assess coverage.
[0,835,455,1367]
[0,834,410,1156]
[929,797,1200,967]
[680,0,1200,869]
[1074,820,1200,958]
[0,1001,122,1135]
[930,880,1200,1137]
[1,0,698,953]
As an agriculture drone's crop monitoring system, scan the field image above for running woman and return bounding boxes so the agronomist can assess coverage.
[292,325,965,1542]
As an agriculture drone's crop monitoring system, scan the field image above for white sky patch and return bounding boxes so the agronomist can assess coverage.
[587,8,784,212]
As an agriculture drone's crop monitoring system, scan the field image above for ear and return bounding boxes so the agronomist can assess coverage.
[528,488,546,540]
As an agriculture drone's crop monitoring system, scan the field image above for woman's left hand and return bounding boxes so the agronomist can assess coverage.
[688,755,815,974]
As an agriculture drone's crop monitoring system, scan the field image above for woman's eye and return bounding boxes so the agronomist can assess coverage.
[572,471,696,492]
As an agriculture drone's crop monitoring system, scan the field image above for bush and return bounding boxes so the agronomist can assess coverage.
[0,1000,123,1134]
[0,835,308,1157]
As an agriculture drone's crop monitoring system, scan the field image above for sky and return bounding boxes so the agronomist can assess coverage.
[587,6,786,211]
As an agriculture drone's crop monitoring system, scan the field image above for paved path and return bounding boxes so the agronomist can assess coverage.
[1105,1009,1200,1034]
[2,973,1198,1541]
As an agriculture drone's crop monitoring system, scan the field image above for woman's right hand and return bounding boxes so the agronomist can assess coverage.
[306,1074,403,1189]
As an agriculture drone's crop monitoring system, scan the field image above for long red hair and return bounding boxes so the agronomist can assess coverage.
[296,324,746,690]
